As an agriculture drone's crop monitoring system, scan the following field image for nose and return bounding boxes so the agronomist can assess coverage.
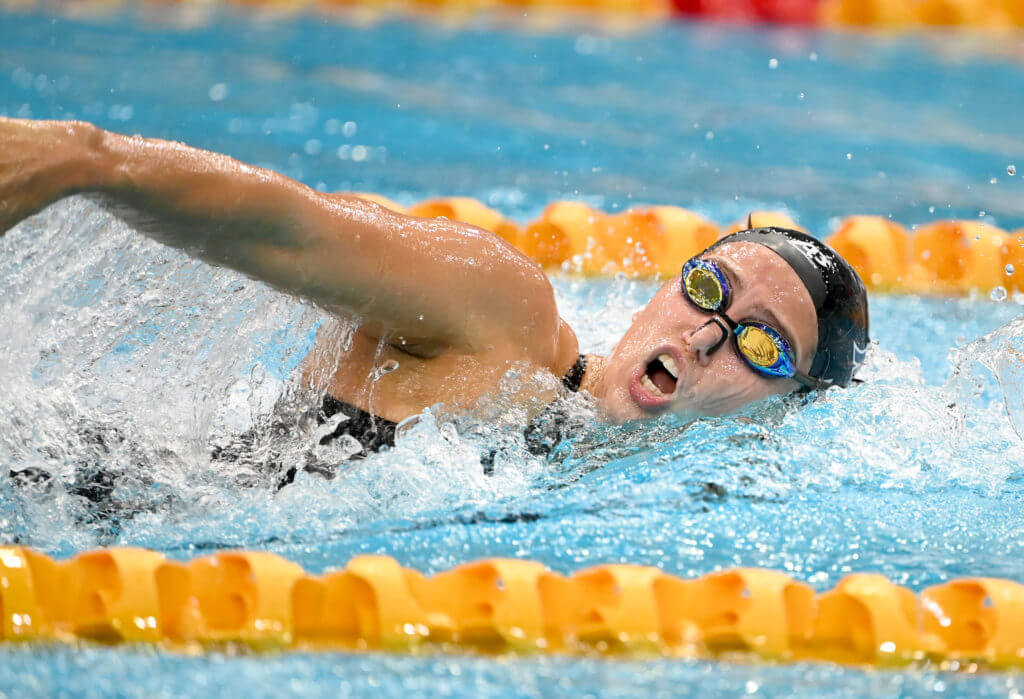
[684,317,730,366]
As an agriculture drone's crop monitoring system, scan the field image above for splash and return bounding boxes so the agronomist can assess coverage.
[948,314,1024,443]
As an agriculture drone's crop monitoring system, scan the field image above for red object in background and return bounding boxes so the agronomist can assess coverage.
[671,0,819,24]
[753,0,819,23]
[671,0,759,22]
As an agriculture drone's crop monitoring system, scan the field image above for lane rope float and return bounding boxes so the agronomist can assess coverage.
[2,546,1022,667]
[358,194,1024,297]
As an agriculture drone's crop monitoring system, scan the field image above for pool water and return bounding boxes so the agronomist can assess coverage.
[2,6,1024,697]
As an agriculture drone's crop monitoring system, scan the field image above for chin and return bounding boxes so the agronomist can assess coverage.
[596,388,645,423]
[599,388,692,424]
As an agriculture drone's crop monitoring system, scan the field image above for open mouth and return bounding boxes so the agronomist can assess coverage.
[640,353,679,398]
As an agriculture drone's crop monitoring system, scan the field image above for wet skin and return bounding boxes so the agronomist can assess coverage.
[0,118,817,425]
[584,242,818,423]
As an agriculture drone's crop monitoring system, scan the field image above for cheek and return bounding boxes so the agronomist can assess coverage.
[613,301,677,358]
[686,355,786,414]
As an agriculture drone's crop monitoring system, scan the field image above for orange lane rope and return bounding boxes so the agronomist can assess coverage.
[53,0,1024,31]
[2,546,1022,666]
[818,0,1024,32]
[355,194,1024,296]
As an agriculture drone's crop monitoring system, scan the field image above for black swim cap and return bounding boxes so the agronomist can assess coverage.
[709,227,870,388]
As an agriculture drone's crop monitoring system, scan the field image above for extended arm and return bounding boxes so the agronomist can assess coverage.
[0,118,568,362]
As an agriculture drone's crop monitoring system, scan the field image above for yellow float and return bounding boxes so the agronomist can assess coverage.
[2,545,1023,667]
[377,194,1021,296]
[819,0,1024,30]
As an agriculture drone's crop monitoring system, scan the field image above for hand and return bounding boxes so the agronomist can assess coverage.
[0,117,103,235]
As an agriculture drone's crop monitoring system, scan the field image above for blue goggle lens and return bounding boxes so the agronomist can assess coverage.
[682,258,730,311]
[735,322,797,378]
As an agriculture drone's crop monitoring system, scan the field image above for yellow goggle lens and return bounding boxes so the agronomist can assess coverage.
[737,326,780,368]
[684,268,724,310]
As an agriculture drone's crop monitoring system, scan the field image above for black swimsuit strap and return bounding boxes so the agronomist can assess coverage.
[561,354,587,393]
[319,394,398,447]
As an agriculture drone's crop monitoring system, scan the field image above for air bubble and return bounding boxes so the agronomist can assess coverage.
[768,58,778,69]
[1009,164,1017,176]
[1006,264,1015,276]
[991,286,1007,302]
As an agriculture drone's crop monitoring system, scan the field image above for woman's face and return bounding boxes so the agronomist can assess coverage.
[595,241,819,422]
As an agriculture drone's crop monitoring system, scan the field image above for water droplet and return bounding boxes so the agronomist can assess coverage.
[1009,164,1017,176]
[991,286,1007,301]
[208,83,228,102]
[332,434,364,460]
[439,423,459,444]
[379,359,399,375]
[768,58,779,69]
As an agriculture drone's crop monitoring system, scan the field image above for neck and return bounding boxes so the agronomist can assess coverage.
[579,353,606,398]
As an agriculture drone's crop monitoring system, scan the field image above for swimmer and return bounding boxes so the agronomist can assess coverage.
[0,118,869,473]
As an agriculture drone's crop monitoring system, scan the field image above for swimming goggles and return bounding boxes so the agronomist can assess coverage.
[681,257,825,390]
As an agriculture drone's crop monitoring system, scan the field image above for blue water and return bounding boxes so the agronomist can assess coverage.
[2,6,1024,697]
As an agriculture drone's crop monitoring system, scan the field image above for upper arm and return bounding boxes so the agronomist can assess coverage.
[237,192,566,362]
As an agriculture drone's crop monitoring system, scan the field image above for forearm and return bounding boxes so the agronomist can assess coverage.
[84,133,456,339]
[3,119,408,324]
[90,130,323,254]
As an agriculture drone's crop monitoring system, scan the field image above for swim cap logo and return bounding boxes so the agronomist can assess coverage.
[788,238,836,272]
[851,340,868,367]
